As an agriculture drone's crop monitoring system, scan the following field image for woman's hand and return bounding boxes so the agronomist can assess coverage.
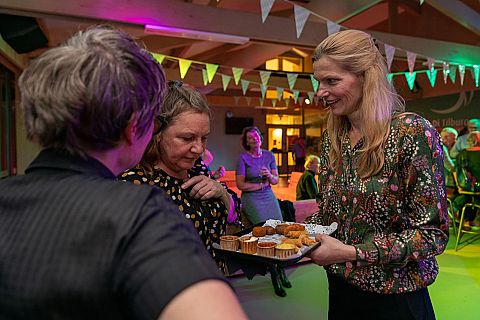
[181,175,227,201]
[307,234,356,266]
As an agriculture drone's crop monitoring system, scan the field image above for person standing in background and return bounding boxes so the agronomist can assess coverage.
[292,137,307,172]
[440,127,458,189]
[450,118,480,158]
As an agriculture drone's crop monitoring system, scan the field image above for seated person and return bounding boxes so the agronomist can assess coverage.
[0,27,246,319]
[440,127,458,190]
[121,81,236,261]
[296,155,320,200]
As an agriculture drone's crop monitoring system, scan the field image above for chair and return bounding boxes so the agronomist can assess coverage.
[452,172,480,251]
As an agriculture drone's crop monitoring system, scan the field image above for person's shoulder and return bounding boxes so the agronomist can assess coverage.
[393,112,437,134]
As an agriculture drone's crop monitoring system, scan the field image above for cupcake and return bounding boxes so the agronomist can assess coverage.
[257,242,276,257]
[239,236,258,254]
[220,235,239,251]
[275,243,296,259]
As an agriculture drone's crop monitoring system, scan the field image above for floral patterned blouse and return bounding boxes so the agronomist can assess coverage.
[306,113,449,294]
[120,161,228,260]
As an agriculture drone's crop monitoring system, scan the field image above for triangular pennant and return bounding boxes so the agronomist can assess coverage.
[293,90,300,103]
[310,74,319,92]
[201,69,208,86]
[294,4,310,38]
[259,97,265,106]
[326,20,341,35]
[442,62,449,84]
[287,73,298,90]
[404,71,417,90]
[241,79,250,95]
[261,85,267,99]
[473,65,479,87]
[245,96,252,106]
[260,0,275,23]
[221,74,231,91]
[307,91,315,104]
[448,65,457,83]
[426,69,438,87]
[386,74,393,84]
[272,99,277,107]
[259,70,272,86]
[427,57,435,71]
[205,63,218,83]
[420,0,425,5]
[384,44,395,71]
[285,98,290,107]
[276,87,283,101]
[178,58,192,79]
[298,97,305,106]
[233,96,240,105]
[232,67,243,85]
[151,53,166,64]
[406,51,416,75]
[459,65,466,86]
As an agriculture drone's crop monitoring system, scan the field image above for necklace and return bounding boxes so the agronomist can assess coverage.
[249,149,263,158]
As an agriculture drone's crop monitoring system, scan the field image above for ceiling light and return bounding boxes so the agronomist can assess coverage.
[144,24,250,45]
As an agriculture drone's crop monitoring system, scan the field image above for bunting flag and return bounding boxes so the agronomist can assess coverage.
[287,73,298,90]
[260,0,275,23]
[426,68,438,87]
[152,53,166,64]
[307,91,315,104]
[178,58,192,79]
[405,71,417,90]
[241,79,250,95]
[386,74,394,84]
[245,96,252,106]
[442,62,449,84]
[272,99,277,107]
[206,63,218,83]
[326,20,341,35]
[420,0,425,4]
[294,4,310,38]
[293,90,300,103]
[310,74,319,92]
[298,97,305,106]
[473,65,479,87]
[406,51,416,75]
[259,70,272,86]
[427,57,435,71]
[201,69,208,86]
[261,85,267,99]
[384,44,395,71]
[285,98,290,107]
[232,67,243,85]
[448,65,457,83]
[233,96,240,105]
[276,87,283,101]
[259,97,265,106]
[221,74,231,91]
[459,65,466,86]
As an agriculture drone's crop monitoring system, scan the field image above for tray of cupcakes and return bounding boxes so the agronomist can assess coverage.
[213,220,337,267]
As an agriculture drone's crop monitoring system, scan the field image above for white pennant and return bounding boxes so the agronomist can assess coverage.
[245,96,252,106]
[384,44,395,71]
[406,51,416,75]
[326,20,341,35]
[426,57,435,71]
[442,62,449,84]
[459,65,466,86]
[260,0,275,23]
[294,5,310,38]
[233,96,240,105]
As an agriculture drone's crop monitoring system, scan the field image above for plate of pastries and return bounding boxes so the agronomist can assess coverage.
[218,220,337,260]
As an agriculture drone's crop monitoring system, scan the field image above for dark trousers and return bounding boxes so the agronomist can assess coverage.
[327,274,435,320]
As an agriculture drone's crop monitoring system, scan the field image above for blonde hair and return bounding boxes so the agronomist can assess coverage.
[304,154,320,170]
[312,30,404,178]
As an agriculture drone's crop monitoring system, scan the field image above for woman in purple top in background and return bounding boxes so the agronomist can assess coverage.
[236,126,283,224]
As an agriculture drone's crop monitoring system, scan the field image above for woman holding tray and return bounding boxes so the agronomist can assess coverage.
[305,30,448,319]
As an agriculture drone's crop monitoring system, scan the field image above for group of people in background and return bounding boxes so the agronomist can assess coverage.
[1,26,450,320]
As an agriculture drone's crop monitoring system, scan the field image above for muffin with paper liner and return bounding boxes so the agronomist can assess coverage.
[220,235,239,251]
[239,236,258,254]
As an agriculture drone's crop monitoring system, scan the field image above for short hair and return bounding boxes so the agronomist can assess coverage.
[140,82,211,174]
[304,154,320,170]
[312,30,404,179]
[18,26,166,154]
[467,131,480,147]
[241,126,262,151]
[441,127,458,138]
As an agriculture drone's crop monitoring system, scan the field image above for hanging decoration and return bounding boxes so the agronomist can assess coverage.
[221,74,231,91]
[206,63,219,83]
[326,20,341,35]
[405,71,417,90]
[259,70,272,86]
[459,65,466,86]
[260,0,275,23]
[232,67,243,85]
[287,73,298,90]
[294,4,310,38]
[178,58,192,79]
[384,44,396,71]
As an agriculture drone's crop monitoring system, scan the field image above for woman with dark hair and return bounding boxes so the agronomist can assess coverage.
[235,126,282,224]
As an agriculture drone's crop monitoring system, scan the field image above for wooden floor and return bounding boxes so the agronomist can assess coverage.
[229,232,480,320]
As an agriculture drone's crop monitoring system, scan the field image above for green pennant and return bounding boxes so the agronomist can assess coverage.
[307,91,315,104]
[285,98,290,107]
[221,74,231,91]
[459,65,466,86]
[206,63,219,83]
[178,58,192,79]
[310,75,319,92]
[201,69,208,86]
[386,74,394,84]
[151,53,165,64]
[232,67,243,85]
[287,73,298,90]
[241,79,250,95]
[259,97,265,106]
[245,96,252,106]
[259,71,272,86]
[261,85,267,99]
[473,65,479,87]
[426,69,437,87]
[276,87,283,101]
[448,65,457,84]
[405,71,417,90]
[272,99,277,107]
[293,90,300,103]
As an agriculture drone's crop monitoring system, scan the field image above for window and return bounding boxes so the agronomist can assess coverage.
[265,56,303,72]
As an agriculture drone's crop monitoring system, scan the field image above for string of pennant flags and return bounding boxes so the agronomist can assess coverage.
[149,0,479,107]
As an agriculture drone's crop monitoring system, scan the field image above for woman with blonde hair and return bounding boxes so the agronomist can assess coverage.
[306,30,448,319]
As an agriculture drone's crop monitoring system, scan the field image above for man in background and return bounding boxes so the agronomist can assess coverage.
[440,127,458,189]
[450,118,480,159]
